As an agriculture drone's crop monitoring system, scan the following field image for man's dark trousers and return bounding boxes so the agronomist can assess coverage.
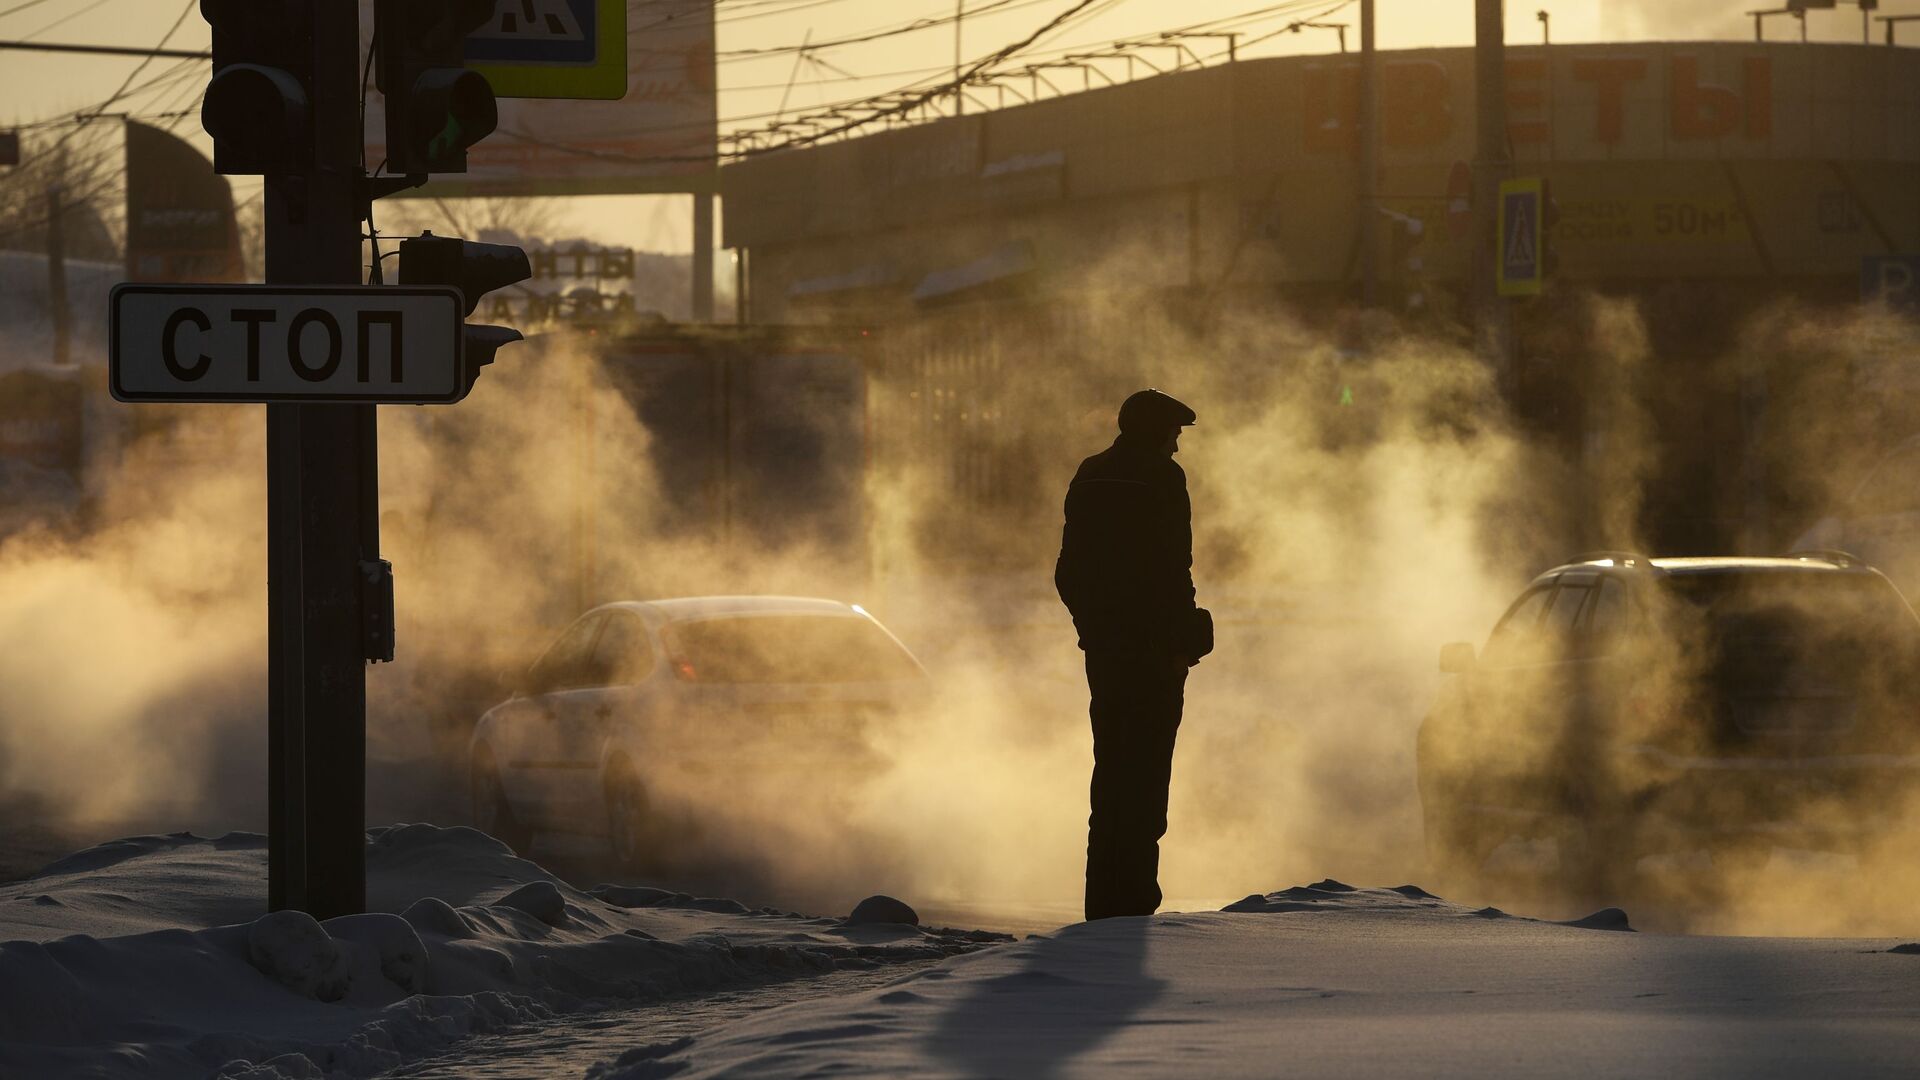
[1085,648,1187,921]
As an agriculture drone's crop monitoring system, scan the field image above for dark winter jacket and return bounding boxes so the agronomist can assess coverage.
[1054,433,1200,655]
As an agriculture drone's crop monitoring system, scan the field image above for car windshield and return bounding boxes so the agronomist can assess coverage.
[664,614,923,684]
[1664,571,1920,696]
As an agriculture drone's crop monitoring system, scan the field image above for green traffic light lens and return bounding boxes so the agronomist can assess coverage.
[410,68,497,170]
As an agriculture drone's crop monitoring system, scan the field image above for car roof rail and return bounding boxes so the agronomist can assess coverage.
[1788,549,1862,568]
[1569,550,1649,568]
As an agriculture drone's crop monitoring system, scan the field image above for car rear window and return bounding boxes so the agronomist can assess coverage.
[1665,571,1920,695]
[664,615,923,684]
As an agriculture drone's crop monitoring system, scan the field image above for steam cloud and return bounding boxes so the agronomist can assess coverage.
[3,283,1918,937]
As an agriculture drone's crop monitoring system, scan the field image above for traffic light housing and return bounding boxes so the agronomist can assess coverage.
[1384,209,1428,311]
[200,0,313,175]
[375,0,498,174]
[398,231,530,394]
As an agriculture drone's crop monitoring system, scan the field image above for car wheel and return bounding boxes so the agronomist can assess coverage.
[605,761,654,873]
[472,749,533,855]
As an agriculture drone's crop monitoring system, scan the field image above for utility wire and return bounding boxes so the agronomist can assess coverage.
[727,0,1342,131]
[65,0,196,131]
[0,1,203,247]
[518,0,1159,149]
[0,39,208,57]
[718,0,1041,56]
[505,0,1111,165]
[14,54,202,130]
[21,0,122,41]
[631,0,1067,65]
[773,27,815,122]
[0,0,59,21]
[492,0,1354,153]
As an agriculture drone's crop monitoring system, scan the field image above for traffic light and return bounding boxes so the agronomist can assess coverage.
[375,0,498,174]
[398,231,530,394]
[200,0,312,175]
[1384,209,1427,311]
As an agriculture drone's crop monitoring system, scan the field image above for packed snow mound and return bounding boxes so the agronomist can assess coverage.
[591,882,1920,1079]
[0,824,1009,1080]
[1223,878,1635,930]
[2,830,270,941]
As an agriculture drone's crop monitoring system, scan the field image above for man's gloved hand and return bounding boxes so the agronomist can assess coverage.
[1186,607,1214,667]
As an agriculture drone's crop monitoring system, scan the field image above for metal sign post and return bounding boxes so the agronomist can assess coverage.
[131,0,525,922]
[260,1,375,922]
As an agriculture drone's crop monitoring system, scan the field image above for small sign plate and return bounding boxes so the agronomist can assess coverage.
[1497,176,1544,298]
[466,0,627,100]
[110,284,467,404]
[1862,255,1920,311]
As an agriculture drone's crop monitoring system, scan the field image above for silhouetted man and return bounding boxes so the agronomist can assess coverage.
[1056,388,1211,920]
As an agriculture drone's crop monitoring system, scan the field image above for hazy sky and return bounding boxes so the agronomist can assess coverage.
[0,0,1899,251]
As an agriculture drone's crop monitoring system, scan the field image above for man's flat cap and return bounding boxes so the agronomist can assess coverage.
[1118,388,1197,434]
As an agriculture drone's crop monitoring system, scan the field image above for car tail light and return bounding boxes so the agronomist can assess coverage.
[660,626,697,681]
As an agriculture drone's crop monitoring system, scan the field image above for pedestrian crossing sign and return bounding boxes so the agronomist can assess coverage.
[465,0,627,100]
[1497,176,1544,297]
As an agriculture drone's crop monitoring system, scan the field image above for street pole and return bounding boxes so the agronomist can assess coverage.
[692,192,715,321]
[954,0,964,116]
[734,247,749,323]
[45,183,70,365]
[265,0,372,919]
[691,12,719,326]
[1473,0,1513,398]
[1358,0,1378,307]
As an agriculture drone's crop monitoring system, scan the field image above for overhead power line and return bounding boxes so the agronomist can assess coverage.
[715,0,1351,156]
[0,39,208,58]
[715,0,1051,57]
[22,0,124,41]
[510,0,1112,165]
[0,0,60,21]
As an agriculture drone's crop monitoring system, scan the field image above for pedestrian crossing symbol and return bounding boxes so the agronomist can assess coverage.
[1497,176,1545,297]
[464,0,626,100]
[473,0,586,41]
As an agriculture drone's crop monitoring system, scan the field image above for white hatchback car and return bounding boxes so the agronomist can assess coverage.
[469,596,929,867]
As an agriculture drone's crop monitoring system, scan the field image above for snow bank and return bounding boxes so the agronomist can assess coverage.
[0,824,1008,1079]
[591,881,1920,1079]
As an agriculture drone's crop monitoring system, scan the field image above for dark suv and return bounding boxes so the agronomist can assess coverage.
[1418,553,1920,888]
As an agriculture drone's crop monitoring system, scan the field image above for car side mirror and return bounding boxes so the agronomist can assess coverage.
[1438,642,1476,674]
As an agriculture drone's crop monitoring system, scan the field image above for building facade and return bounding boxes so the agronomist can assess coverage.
[720,41,1920,558]
[724,42,1920,319]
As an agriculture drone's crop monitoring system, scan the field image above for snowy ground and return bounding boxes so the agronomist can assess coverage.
[0,825,1005,1079]
[590,882,1920,1079]
[5,829,1918,1079]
